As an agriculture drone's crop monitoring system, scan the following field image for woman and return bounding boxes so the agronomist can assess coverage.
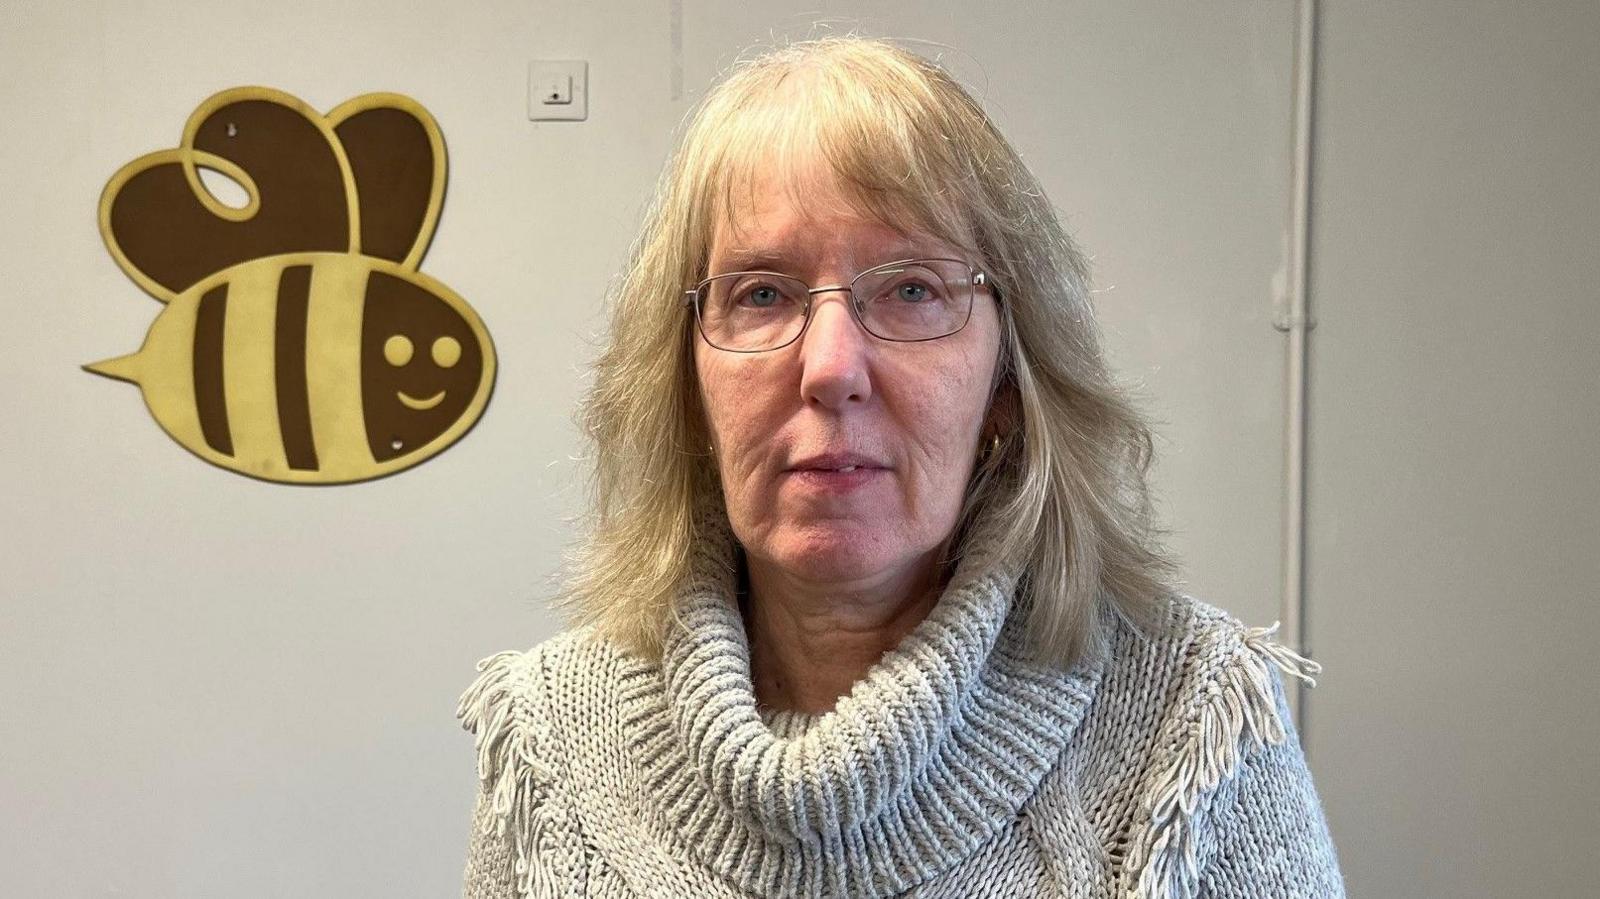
[459,37,1344,899]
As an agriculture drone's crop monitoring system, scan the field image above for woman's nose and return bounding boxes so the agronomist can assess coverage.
[797,290,872,409]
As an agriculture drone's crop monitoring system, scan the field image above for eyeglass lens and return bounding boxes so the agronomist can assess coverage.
[695,259,976,351]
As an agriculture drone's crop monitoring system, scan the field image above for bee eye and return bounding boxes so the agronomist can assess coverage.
[432,336,462,368]
[384,335,414,366]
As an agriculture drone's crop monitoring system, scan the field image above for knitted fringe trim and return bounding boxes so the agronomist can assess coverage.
[457,650,572,899]
[1125,621,1322,899]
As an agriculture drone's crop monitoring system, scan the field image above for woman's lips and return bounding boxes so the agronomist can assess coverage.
[782,467,887,492]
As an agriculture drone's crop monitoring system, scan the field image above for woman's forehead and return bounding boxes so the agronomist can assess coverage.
[707,170,973,273]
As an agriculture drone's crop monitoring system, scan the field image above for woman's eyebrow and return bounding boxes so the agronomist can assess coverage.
[713,238,944,276]
[713,248,793,274]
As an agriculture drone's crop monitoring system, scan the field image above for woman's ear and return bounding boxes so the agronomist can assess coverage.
[983,380,1021,440]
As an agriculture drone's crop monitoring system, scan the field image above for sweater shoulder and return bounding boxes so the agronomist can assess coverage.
[456,631,597,897]
[1112,592,1326,898]
[1115,591,1323,759]
[456,626,621,776]
[1120,591,1316,685]
[455,627,597,749]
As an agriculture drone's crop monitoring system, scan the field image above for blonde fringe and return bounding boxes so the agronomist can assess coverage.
[457,651,573,899]
[1125,622,1323,899]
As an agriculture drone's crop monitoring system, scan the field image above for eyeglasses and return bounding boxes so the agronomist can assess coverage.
[682,257,996,353]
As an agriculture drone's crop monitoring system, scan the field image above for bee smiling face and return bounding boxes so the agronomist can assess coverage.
[360,269,484,462]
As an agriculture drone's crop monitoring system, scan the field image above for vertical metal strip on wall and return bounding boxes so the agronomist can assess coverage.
[1279,0,1320,744]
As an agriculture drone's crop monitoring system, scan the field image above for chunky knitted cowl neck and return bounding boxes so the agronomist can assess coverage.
[612,508,1107,898]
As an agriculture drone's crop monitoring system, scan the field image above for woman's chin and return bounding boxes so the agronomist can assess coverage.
[761,525,902,581]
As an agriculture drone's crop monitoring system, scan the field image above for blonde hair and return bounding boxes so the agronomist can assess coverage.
[555,36,1182,669]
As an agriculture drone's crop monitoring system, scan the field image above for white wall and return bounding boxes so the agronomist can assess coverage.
[3,1,1592,896]
[1305,2,1600,896]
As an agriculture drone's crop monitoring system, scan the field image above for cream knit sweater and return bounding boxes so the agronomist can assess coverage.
[456,513,1345,898]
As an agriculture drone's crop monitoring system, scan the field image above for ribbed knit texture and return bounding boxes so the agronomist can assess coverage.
[457,511,1345,898]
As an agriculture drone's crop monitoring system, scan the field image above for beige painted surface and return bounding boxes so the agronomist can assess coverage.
[1305,2,1600,896]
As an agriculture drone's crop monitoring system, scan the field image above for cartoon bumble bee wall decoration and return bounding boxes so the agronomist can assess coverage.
[84,87,496,484]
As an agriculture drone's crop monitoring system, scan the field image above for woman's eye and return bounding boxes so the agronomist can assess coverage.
[743,285,783,307]
[894,281,933,302]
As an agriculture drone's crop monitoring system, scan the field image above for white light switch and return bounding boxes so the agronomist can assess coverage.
[528,60,587,121]
[539,74,571,105]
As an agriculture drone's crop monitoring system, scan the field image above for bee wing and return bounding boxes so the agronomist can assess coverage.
[327,93,447,269]
[99,86,356,301]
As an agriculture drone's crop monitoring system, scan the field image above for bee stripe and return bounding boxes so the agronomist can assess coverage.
[304,255,373,479]
[193,284,233,456]
[274,265,318,471]
[221,259,286,474]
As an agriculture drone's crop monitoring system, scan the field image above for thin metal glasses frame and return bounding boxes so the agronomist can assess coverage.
[682,257,996,353]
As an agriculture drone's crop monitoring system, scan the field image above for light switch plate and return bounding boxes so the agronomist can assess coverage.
[528,60,588,121]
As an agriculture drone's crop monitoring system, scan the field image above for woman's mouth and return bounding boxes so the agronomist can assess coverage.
[783,466,886,492]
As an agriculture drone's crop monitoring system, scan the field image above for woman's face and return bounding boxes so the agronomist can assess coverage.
[694,173,1002,588]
